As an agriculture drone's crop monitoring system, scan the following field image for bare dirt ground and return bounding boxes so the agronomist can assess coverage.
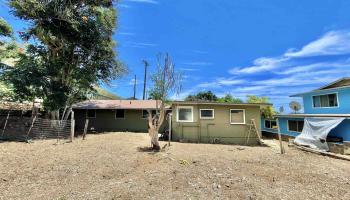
[0,133,349,200]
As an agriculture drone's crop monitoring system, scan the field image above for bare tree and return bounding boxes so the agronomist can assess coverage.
[147,53,182,150]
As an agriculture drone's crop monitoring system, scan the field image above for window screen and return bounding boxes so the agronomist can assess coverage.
[230,109,245,124]
[265,119,277,129]
[115,109,125,119]
[177,107,193,122]
[87,110,96,118]
[288,120,304,132]
[200,109,214,119]
[313,93,338,108]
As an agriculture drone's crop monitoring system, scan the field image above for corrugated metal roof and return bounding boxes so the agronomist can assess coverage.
[72,100,166,110]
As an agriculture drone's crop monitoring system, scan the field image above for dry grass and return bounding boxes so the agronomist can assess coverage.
[0,132,349,200]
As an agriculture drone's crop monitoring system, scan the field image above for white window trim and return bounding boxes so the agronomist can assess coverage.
[199,109,215,119]
[311,92,339,109]
[287,120,304,133]
[176,106,194,122]
[86,109,96,119]
[264,119,278,130]
[230,109,245,125]
[115,109,126,119]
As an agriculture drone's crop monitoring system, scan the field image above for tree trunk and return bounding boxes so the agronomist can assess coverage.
[149,127,160,150]
[147,110,161,150]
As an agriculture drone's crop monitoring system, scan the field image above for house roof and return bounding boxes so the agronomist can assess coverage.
[290,77,350,97]
[171,101,272,107]
[0,101,42,111]
[72,100,166,110]
[275,113,350,118]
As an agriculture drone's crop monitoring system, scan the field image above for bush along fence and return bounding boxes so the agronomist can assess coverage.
[0,113,75,142]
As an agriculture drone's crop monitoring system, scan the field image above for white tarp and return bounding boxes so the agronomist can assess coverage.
[294,117,345,151]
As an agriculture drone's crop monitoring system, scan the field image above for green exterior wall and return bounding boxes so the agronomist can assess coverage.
[75,109,150,133]
[171,104,262,145]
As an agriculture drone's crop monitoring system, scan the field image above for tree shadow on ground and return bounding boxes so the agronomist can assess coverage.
[137,144,168,154]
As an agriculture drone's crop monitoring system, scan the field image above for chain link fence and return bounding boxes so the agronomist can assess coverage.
[0,116,73,142]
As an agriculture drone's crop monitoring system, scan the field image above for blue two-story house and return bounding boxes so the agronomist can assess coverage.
[262,77,350,144]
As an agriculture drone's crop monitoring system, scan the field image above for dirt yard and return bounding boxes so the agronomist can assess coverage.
[0,133,349,200]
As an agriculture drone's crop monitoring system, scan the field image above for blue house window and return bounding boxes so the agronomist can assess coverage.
[265,119,277,129]
[288,120,304,133]
[312,93,338,108]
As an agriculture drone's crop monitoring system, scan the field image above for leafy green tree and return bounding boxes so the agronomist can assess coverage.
[217,94,243,103]
[246,95,270,103]
[1,0,126,119]
[0,17,19,101]
[246,95,276,118]
[185,91,218,102]
[0,17,13,38]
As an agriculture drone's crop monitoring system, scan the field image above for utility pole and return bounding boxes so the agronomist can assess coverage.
[142,60,149,100]
[133,74,137,99]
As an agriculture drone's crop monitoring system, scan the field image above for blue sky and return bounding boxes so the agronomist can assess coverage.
[2,0,350,112]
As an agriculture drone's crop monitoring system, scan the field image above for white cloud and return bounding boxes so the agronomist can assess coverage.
[285,31,350,57]
[231,57,288,74]
[278,61,350,75]
[196,82,221,88]
[124,42,158,48]
[125,0,158,4]
[179,68,199,71]
[230,30,350,74]
[217,78,244,86]
[192,50,208,54]
[181,62,213,66]
[118,4,131,8]
[119,32,135,36]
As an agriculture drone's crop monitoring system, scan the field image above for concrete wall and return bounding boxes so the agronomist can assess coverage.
[302,87,350,114]
[171,104,262,144]
[74,109,150,133]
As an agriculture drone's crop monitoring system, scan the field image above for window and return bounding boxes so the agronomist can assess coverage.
[230,109,245,124]
[313,93,338,108]
[142,110,157,119]
[265,119,277,129]
[200,109,214,119]
[177,106,193,122]
[288,120,304,132]
[87,110,96,118]
[115,109,125,119]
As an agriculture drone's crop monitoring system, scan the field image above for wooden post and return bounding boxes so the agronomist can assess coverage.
[276,118,285,154]
[26,115,37,140]
[70,111,75,142]
[83,119,89,140]
[1,111,10,138]
[168,113,172,146]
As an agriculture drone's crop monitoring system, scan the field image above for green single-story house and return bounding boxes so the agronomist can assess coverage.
[73,100,169,133]
[171,101,271,145]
